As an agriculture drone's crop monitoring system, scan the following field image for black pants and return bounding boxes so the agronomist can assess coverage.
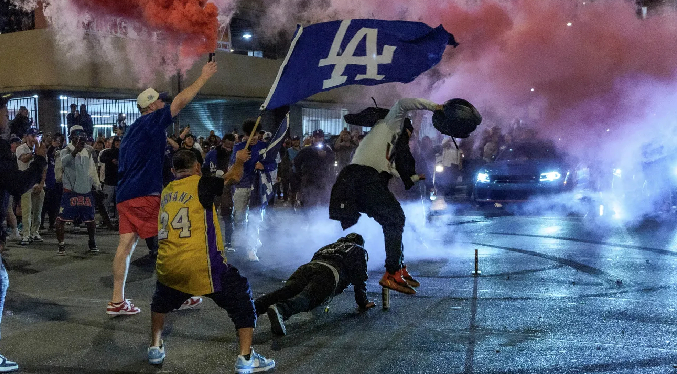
[42,186,61,229]
[333,165,406,274]
[254,262,335,319]
[0,192,8,246]
[151,264,256,329]
[218,186,234,246]
[280,176,290,200]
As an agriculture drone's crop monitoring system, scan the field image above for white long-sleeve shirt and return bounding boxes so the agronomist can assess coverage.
[60,144,101,194]
[350,98,438,176]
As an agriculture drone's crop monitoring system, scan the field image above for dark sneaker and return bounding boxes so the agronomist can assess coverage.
[88,241,99,253]
[0,354,18,372]
[267,305,287,336]
[400,266,420,288]
[234,348,275,374]
[57,243,66,256]
[379,271,416,295]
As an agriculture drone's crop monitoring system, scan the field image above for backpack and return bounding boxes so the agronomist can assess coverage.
[432,98,482,139]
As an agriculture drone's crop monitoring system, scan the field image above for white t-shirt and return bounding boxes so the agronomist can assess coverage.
[15,143,33,171]
[437,144,462,168]
[351,98,438,176]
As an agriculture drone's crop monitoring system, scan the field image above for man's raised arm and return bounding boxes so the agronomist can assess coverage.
[170,62,218,118]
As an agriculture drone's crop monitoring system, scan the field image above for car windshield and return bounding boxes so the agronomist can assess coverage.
[497,143,560,161]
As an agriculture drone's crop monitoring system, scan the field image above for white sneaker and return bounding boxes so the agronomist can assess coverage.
[19,236,30,246]
[176,296,203,311]
[0,354,19,372]
[30,233,43,242]
[8,230,20,241]
[225,245,236,253]
[247,249,260,262]
[234,348,275,374]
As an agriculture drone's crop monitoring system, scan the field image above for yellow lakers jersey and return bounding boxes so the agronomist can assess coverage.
[156,175,226,295]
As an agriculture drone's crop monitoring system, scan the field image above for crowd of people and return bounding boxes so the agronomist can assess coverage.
[0,0,34,35]
[0,59,483,373]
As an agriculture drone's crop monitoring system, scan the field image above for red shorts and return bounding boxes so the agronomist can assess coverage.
[117,196,160,239]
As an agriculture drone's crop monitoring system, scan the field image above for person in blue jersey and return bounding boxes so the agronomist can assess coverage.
[107,61,217,316]
[202,133,235,251]
[229,119,277,262]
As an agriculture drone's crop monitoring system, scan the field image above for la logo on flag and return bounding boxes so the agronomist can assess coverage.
[319,20,397,89]
[262,18,457,110]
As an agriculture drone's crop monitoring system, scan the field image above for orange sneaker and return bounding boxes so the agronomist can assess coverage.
[400,266,420,288]
[379,271,416,295]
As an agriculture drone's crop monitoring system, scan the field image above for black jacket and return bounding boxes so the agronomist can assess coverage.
[393,129,418,190]
[311,237,369,308]
[98,147,119,186]
[294,146,335,188]
[0,139,46,197]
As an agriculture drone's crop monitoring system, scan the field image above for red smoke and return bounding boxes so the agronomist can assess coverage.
[70,0,219,56]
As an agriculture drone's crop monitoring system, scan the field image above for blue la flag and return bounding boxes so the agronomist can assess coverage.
[259,113,289,206]
[263,19,458,110]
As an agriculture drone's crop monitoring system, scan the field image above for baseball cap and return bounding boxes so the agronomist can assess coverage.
[70,125,85,135]
[26,128,40,136]
[9,137,21,144]
[312,129,324,137]
[137,88,169,109]
[291,136,300,141]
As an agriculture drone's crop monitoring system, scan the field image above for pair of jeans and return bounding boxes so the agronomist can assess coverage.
[232,187,261,252]
[0,259,9,339]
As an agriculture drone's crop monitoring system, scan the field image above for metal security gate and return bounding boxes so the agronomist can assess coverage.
[6,96,39,130]
[59,96,140,140]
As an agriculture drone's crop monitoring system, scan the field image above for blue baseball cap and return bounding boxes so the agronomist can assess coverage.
[26,128,41,136]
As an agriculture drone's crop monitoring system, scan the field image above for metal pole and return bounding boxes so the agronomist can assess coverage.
[382,287,390,310]
[472,248,481,276]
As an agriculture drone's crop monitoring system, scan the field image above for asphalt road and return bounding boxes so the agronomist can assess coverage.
[3,203,677,374]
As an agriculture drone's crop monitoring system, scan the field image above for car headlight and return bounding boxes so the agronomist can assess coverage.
[477,172,490,183]
[540,171,561,182]
[435,164,444,173]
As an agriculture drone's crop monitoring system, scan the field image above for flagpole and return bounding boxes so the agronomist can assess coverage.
[246,24,303,149]
[261,24,304,111]
[244,113,264,149]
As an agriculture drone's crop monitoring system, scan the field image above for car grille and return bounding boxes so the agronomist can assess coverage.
[490,175,537,184]
[475,189,533,201]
